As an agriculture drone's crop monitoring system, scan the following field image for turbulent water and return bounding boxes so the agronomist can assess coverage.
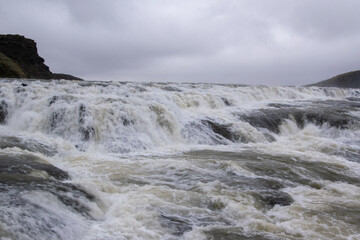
[0,79,360,240]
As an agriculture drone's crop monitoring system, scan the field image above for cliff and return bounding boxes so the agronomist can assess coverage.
[309,70,360,88]
[0,34,81,80]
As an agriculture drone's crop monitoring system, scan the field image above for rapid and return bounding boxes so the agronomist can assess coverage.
[0,79,359,240]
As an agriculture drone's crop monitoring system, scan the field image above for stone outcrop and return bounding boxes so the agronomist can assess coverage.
[0,34,81,80]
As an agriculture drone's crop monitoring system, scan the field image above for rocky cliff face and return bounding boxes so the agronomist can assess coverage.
[0,34,81,80]
[309,70,360,88]
[0,52,26,78]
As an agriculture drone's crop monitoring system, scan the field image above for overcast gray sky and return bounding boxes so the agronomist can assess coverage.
[1,0,359,85]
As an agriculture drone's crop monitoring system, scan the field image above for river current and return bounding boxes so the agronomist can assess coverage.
[0,79,359,240]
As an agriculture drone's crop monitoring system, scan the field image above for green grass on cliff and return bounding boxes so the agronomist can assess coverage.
[0,52,26,78]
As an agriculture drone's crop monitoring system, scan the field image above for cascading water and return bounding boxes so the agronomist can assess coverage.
[0,79,359,240]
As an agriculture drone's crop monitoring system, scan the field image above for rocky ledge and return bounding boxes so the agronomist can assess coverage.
[0,34,81,80]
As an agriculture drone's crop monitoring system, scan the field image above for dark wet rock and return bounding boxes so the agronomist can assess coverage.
[160,214,192,236]
[0,154,68,180]
[207,198,226,211]
[0,135,56,156]
[245,177,285,191]
[49,95,58,106]
[254,190,293,209]
[297,109,350,129]
[79,104,87,124]
[50,108,66,131]
[202,120,234,140]
[238,103,359,133]
[201,119,243,142]
[221,97,232,106]
[121,116,134,126]
[79,125,95,141]
[78,104,95,141]
[21,83,27,87]
[182,119,250,145]
[0,153,95,219]
[47,180,95,214]
[0,100,8,123]
[215,169,285,192]
[0,175,94,218]
[239,109,283,133]
[82,128,94,141]
[263,132,276,142]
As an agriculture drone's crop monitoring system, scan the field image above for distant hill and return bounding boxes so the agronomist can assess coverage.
[0,34,81,80]
[309,70,360,88]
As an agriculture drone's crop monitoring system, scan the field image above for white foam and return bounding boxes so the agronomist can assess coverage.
[0,80,359,239]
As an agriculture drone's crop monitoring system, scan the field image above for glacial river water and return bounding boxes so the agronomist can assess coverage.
[0,79,359,240]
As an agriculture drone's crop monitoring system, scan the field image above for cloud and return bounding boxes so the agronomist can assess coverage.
[1,0,359,85]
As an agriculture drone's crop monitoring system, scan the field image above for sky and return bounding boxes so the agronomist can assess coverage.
[0,0,359,85]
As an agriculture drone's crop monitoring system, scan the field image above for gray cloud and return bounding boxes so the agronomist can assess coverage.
[1,0,359,85]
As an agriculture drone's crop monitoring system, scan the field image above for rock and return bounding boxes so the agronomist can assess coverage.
[201,119,239,141]
[121,116,134,126]
[0,154,69,180]
[0,34,82,80]
[50,108,66,130]
[256,190,294,208]
[78,104,95,141]
[0,34,52,79]
[49,95,59,106]
[0,100,8,123]
[221,97,232,106]
[239,110,283,133]
[0,153,95,218]
[0,135,57,156]
[238,104,358,133]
